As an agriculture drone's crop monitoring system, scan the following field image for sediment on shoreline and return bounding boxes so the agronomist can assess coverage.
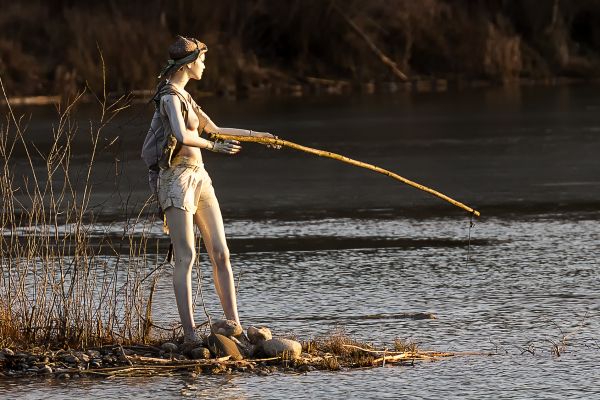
[0,333,468,379]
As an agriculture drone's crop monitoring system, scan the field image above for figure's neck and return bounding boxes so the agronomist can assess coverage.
[168,72,189,92]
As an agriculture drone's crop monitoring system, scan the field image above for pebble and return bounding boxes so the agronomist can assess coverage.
[39,365,53,374]
[61,354,79,364]
[161,342,178,353]
[87,350,101,358]
[247,326,272,344]
[211,319,243,337]
[190,347,211,360]
[207,333,243,361]
[297,364,316,373]
[2,348,14,356]
[75,352,90,363]
[261,338,302,359]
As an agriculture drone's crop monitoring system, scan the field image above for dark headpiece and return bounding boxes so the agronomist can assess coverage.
[158,36,208,79]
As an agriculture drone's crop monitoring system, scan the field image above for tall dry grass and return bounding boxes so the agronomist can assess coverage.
[0,65,162,349]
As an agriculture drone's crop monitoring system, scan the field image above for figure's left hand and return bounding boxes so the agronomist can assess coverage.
[258,132,282,150]
[211,139,242,154]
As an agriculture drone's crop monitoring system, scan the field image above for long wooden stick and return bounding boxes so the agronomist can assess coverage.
[210,133,480,217]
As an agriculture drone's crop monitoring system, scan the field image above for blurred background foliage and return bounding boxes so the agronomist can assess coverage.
[1,0,599,97]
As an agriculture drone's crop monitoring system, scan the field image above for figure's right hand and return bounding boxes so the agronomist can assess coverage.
[211,139,241,155]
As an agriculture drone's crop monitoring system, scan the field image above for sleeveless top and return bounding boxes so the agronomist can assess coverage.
[141,82,209,171]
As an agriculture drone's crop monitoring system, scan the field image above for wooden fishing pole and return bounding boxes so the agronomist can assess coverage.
[209,133,481,217]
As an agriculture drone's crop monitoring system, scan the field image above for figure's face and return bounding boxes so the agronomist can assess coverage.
[189,53,206,80]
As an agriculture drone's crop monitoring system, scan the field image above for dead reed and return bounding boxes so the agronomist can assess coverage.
[0,69,164,350]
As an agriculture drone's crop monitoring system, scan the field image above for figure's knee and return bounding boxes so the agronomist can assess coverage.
[210,245,230,266]
[174,245,196,268]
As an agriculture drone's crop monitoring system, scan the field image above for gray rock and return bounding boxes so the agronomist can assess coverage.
[261,338,302,359]
[211,319,243,337]
[229,336,256,358]
[90,360,102,368]
[207,333,243,361]
[87,350,101,358]
[61,354,79,364]
[297,364,316,373]
[0,353,6,361]
[57,373,71,379]
[26,367,39,373]
[39,365,53,374]
[2,348,14,356]
[161,342,178,353]
[190,347,211,360]
[75,352,90,363]
[247,326,272,344]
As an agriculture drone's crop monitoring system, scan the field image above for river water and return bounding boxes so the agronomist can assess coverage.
[1,85,599,399]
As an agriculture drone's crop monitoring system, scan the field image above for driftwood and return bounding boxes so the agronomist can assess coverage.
[332,4,408,82]
[210,133,481,217]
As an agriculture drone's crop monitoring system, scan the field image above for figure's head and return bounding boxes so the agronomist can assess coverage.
[158,35,208,80]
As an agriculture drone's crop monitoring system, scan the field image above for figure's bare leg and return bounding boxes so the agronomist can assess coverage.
[193,203,240,326]
[165,207,198,341]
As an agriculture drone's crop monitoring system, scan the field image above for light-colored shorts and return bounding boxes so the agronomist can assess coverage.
[157,157,218,214]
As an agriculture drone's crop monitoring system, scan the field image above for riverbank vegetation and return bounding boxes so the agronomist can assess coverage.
[0,75,159,349]
[2,0,600,99]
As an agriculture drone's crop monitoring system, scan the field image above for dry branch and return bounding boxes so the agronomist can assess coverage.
[333,4,408,82]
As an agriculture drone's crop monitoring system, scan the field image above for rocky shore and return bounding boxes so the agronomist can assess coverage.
[0,321,457,379]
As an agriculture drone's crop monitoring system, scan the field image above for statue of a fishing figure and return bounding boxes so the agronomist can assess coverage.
[142,34,480,352]
[142,36,277,346]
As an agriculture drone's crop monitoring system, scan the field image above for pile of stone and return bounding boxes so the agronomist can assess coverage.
[162,319,302,362]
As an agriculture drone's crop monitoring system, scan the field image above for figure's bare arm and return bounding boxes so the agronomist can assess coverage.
[161,95,214,149]
[198,107,274,138]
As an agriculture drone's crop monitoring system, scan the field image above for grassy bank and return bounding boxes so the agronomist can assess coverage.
[1,1,599,99]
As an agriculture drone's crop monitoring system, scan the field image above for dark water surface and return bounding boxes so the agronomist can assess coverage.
[1,85,599,399]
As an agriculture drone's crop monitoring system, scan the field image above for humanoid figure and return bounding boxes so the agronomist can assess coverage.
[150,36,275,342]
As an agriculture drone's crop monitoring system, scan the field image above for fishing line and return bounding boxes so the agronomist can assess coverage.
[465,213,474,268]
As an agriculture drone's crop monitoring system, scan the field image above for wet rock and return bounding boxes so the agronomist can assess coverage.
[211,319,243,337]
[90,360,102,368]
[39,365,53,374]
[100,347,113,355]
[161,342,178,353]
[297,364,316,373]
[0,353,6,361]
[207,333,243,361]
[87,350,101,359]
[122,348,135,356]
[2,348,14,356]
[262,338,302,359]
[229,336,256,358]
[247,326,272,344]
[75,352,90,363]
[61,354,79,364]
[57,373,71,379]
[103,355,116,364]
[190,347,211,360]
